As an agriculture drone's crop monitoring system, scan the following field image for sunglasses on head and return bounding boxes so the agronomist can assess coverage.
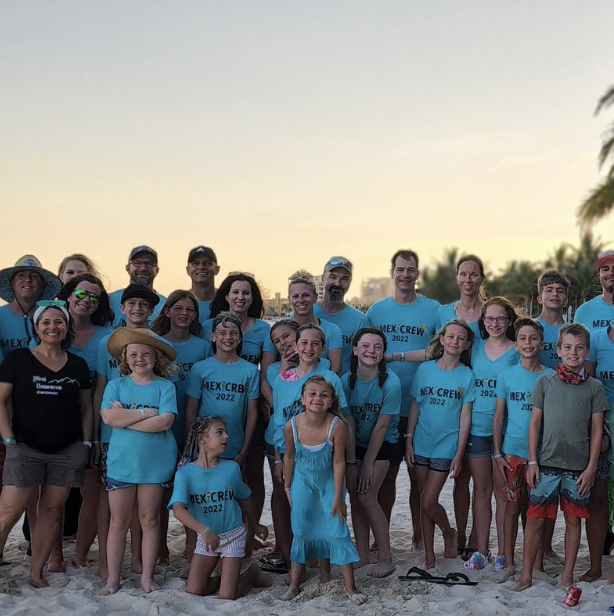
[36,299,67,308]
[74,288,100,304]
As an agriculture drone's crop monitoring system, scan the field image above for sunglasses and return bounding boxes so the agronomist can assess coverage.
[228,271,255,278]
[36,299,67,308]
[74,288,100,304]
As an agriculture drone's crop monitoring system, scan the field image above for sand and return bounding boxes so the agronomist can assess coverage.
[1,472,614,616]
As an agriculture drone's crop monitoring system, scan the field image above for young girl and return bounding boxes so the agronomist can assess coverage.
[170,416,270,599]
[99,328,178,596]
[455,297,519,570]
[405,320,475,570]
[436,255,486,338]
[342,327,400,578]
[283,375,366,605]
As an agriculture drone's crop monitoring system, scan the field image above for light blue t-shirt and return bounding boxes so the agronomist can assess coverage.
[108,288,166,329]
[185,357,260,458]
[410,360,476,459]
[574,296,614,332]
[436,303,481,339]
[341,369,401,446]
[201,318,276,365]
[271,365,347,453]
[198,300,213,324]
[536,317,566,369]
[589,327,614,402]
[470,339,519,437]
[313,304,369,374]
[496,364,553,459]
[169,460,251,535]
[366,295,440,417]
[101,376,178,483]
[0,305,34,363]
[167,335,212,447]
[69,326,113,386]
[317,318,343,364]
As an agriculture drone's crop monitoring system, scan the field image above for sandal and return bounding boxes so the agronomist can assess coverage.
[463,551,491,571]
[494,555,506,573]
[259,553,289,574]
[398,566,477,586]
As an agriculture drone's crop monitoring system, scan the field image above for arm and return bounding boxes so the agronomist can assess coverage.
[344,415,358,495]
[358,414,391,494]
[331,420,348,521]
[172,502,220,550]
[79,389,94,442]
[92,373,107,442]
[236,399,258,463]
[0,382,14,441]
[492,397,512,480]
[386,350,426,364]
[526,406,543,489]
[185,396,199,443]
[238,495,268,543]
[585,361,596,378]
[283,421,295,505]
[328,348,342,376]
[101,402,159,428]
[130,413,175,432]
[259,352,277,414]
[404,399,419,469]
[450,402,472,478]
[577,411,604,496]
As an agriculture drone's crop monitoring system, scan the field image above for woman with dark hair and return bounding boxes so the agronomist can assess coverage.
[57,273,114,568]
[206,274,276,552]
[0,301,92,587]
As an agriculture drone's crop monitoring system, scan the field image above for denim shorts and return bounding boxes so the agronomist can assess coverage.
[465,434,492,459]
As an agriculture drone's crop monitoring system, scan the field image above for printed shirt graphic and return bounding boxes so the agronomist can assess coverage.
[186,356,260,458]
[589,327,614,407]
[0,305,35,364]
[366,295,440,417]
[410,360,476,459]
[574,296,614,333]
[536,317,566,369]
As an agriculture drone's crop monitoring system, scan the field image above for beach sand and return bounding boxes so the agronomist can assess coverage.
[1,472,614,615]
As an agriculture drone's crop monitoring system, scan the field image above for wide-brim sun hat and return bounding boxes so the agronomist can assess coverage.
[0,255,62,302]
[107,327,177,361]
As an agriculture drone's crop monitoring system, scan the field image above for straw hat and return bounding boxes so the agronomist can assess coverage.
[107,328,177,361]
[0,255,62,302]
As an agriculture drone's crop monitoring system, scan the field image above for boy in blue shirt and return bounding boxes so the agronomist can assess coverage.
[535,270,569,369]
[513,324,607,591]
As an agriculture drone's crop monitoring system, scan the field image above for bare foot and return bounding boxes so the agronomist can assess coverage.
[580,568,602,582]
[306,557,318,569]
[510,578,532,592]
[156,556,170,566]
[281,587,299,601]
[347,591,368,605]
[543,550,563,565]
[99,581,121,596]
[369,562,396,578]
[71,555,91,568]
[46,559,66,573]
[410,540,424,552]
[141,577,160,593]
[180,566,190,580]
[29,576,50,589]
[353,559,371,570]
[561,573,574,589]
[98,566,108,582]
[424,560,436,570]
[248,563,272,588]
[443,528,458,559]
[131,561,143,574]
[320,568,331,583]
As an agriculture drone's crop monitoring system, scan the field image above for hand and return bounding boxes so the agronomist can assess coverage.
[280,347,299,371]
[494,455,512,482]
[331,497,347,522]
[200,527,220,552]
[285,487,292,507]
[90,443,101,467]
[111,400,124,409]
[357,462,373,494]
[526,464,540,490]
[405,442,415,469]
[449,454,463,479]
[576,468,595,496]
[273,462,284,483]
[234,453,247,467]
[255,523,269,542]
[345,464,358,495]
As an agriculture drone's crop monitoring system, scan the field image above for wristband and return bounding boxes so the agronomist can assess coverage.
[92,441,100,445]
[346,460,358,465]
[493,454,502,459]
[83,441,92,448]
[404,433,413,439]
[198,526,209,538]
[140,409,146,420]
[400,352,405,362]
[274,460,283,466]
[284,487,291,492]
[2,436,16,446]
[528,461,538,466]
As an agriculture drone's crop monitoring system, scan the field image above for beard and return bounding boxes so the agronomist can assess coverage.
[326,287,345,304]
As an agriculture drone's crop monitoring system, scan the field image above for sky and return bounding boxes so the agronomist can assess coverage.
[2,1,614,299]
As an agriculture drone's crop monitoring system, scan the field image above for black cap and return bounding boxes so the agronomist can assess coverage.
[188,246,217,264]
[120,283,160,307]
[129,246,158,263]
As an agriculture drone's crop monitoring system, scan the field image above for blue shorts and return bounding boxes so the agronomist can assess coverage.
[414,454,452,473]
[465,434,492,459]
[106,476,171,491]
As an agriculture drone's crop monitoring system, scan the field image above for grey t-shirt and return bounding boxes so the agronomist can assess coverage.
[531,372,608,471]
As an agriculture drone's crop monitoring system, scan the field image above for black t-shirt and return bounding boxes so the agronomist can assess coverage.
[0,348,91,453]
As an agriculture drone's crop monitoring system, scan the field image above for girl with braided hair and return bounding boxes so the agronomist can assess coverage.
[170,416,269,599]
[341,327,401,578]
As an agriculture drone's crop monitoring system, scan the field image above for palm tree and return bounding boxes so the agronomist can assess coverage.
[578,84,614,226]
[418,247,461,304]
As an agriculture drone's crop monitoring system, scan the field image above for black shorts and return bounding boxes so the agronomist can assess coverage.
[356,441,397,462]
[389,416,408,467]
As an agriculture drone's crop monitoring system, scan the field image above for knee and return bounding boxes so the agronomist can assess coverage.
[0,504,25,531]
[37,502,65,520]
[138,511,160,529]
[565,516,582,528]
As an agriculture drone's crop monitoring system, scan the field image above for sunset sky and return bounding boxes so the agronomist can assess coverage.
[2,1,614,299]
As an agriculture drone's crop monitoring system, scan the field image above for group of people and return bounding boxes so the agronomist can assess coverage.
[0,244,613,603]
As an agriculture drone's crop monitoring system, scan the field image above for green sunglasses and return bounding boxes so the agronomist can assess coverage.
[74,288,100,304]
[36,299,67,308]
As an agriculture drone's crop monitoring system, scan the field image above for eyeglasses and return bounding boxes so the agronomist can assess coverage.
[228,271,255,278]
[36,299,67,308]
[483,316,510,325]
[327,257,351,269]
[130,260,157,270]
[74,288,100,305]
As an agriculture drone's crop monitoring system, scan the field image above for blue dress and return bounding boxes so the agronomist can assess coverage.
[289,415,359,566]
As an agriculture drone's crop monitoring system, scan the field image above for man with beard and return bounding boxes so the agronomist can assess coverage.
[108,246,166,328]
[186,246,220,324]
[575,250,614,332]
[313,257,368,374]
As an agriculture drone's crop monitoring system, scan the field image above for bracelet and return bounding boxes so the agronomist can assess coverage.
[284,487,291,492]
[274,460,283,466]
[198,526,209,538]
[140,409,146,420]
[404,433,413,439]
[92,441,100,445]
[83,441,92,448]
[493,454,502,459]
[528,461,538,466]
[237,453,246,460]
[346,460,358,465]
[400,352,405,362]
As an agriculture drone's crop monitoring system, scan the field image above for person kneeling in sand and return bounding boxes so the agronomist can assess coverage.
[170,416,270,599]
[513,324,607,591]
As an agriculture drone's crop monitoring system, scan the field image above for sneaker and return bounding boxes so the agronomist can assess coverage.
[463,551,491,571]
[494,555,506,572]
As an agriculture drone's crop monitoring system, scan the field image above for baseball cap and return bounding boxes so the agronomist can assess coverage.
[324,256,353,274]
[129,246,158,263]
[595,250,614,270]
[120,283,160,307]
[188,246,217,264]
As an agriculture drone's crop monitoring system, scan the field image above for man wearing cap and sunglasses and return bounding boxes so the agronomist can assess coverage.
[186,246,220,323]
[0,256,62,364]
[575,250,614,332]
[108,247,166,329]
[313,257,369,375]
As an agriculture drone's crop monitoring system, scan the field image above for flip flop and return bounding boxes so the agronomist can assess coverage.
[259,553,287,567]
[259,563,290,574]
[398,566,477,586]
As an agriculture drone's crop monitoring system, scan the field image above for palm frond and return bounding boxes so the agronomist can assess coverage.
[595,84,614,115]
[598,126,614,169]
[578,176,614,226]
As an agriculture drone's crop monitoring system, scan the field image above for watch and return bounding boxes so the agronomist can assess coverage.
[2,436,16,446]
